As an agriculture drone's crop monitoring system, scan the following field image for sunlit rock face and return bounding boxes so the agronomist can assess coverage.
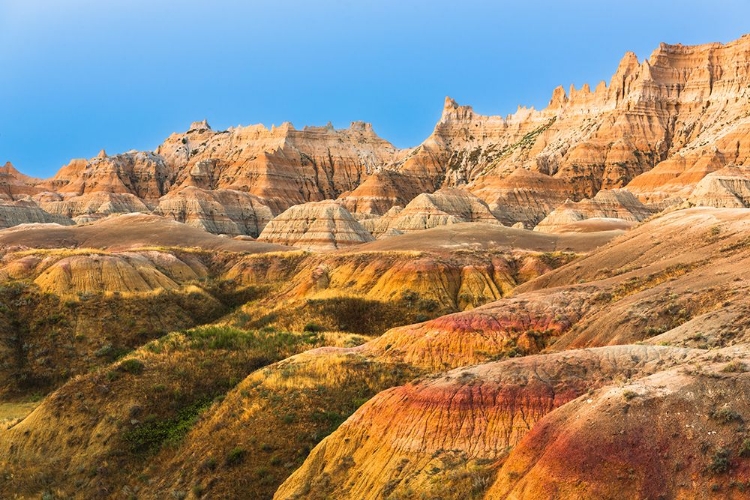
[257,200,375,251]
[6,36,750,235]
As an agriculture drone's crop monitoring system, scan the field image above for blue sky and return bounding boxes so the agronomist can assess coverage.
[1,0,749,178]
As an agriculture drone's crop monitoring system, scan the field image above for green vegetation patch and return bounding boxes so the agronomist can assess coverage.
[124,398,212,454]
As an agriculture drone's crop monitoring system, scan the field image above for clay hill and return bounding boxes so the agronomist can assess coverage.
[3,35,750,244]
[2,34,750,500]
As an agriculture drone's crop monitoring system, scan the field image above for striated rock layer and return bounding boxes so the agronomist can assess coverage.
[4,35,750,233]
[534,189,654,233]
[275,346,700,500]
[360,187,501,237]
[0,200,75,229]
[686,165,750,208]
[153,186,274,236]
[257,200,375,251]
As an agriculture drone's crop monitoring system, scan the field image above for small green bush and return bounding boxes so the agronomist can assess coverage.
[226,447,247,466]
[712,407,743,424]
[303,322,324,333]
[722,361,747,373]
[709,448,730,474]
[739,439,750,458]
[118,358,145,375]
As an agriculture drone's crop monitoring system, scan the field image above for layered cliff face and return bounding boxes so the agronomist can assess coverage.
[534,189,655,233]
[687,165,750,208]
[360,187,502,237]
[153,186,275,236]
[6,36,750,236]
[257,201,375,251]
[0,162,41,200]
[0,200,75,228]
[156,120,401,214]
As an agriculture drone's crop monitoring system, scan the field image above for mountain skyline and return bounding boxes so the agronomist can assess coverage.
[2,0,749,177]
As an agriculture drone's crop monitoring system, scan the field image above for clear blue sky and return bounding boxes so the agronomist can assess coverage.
[2,0,749,178]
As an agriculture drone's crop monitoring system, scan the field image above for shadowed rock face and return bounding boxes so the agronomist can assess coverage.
[687,165,750,208]
[0,200,75,228]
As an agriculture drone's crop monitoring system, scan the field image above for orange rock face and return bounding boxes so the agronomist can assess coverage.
[275,346,701,500]
[6,36,750,235]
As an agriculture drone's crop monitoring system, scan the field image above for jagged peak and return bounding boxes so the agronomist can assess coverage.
[349,121,374,133]
[440,96,475,122]
[271,121,295,133]
[96,149,107,159]
[548,86,568,109]
[188,119,211,133]
[614,51,641,77]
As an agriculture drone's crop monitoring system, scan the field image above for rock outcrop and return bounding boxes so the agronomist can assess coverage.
[4,35,750,234]
[486,352,750,499]
[156,121,400,214]
[0,162,41,200]
[0,200,74,228]
[534,189,654,233]
[686,165,750,208]
[257,200,375,251]
[361,187,501,236]
[153,186,274,236]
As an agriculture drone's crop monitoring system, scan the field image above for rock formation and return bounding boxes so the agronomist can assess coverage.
[686,165,750,207]
[153,186,274,236]
[3,36,750,237]
[275,345,700,500]
[257,200,375,251]
[360,187,502,236]
[156,120,400,214]
[2,35,749,235]
[0,200,75,229]
[0,162,41,200]
[534,189,654,233]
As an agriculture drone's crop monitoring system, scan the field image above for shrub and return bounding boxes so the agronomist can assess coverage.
[118,358,145,375]
[739,439,750,458]
[303,322,324,333]
[622,390,638,401]
[709,448,730,474]
[124,399,210,454]
[722,361,747,373]
[711,407,743,424]
[226,447,247,466]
